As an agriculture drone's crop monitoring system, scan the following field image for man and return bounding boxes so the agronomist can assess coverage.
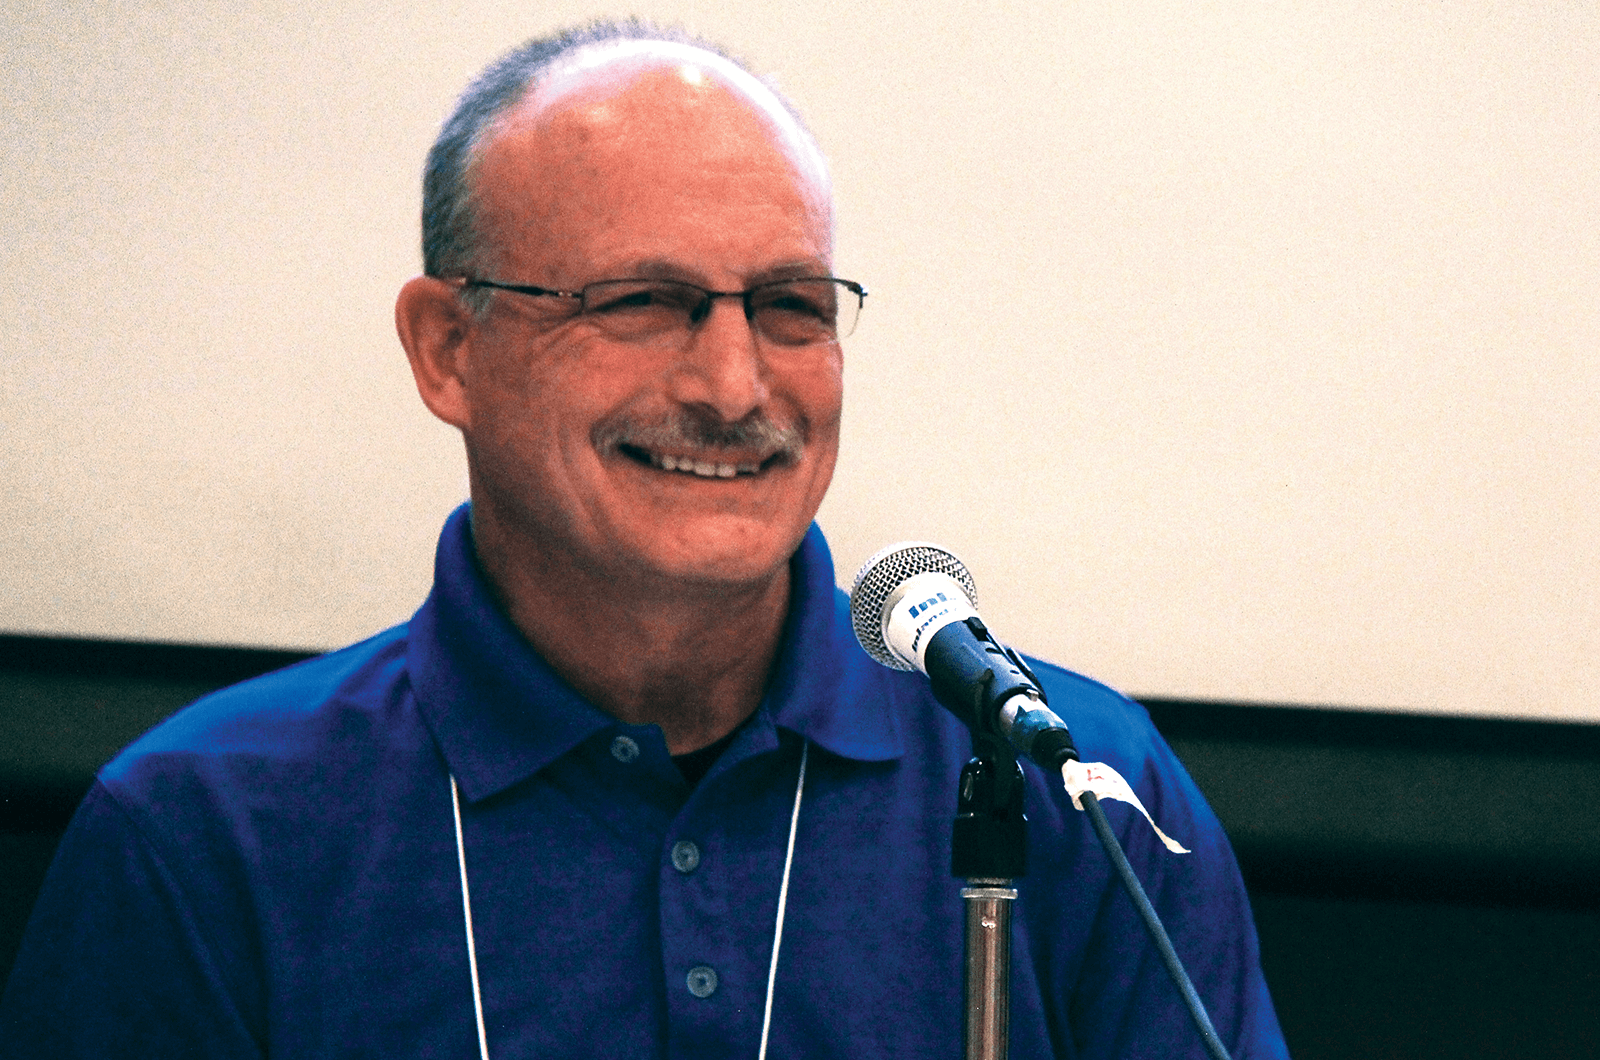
[1,21,1288,1059]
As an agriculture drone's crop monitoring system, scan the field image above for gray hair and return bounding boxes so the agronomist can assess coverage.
[421,19,818,313]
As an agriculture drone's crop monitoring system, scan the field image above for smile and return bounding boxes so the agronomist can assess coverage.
[617,444,774,478]
[651,452,762,478]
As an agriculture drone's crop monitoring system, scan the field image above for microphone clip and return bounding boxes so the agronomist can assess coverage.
[926,617,1080,773]
[952,749,1028,879]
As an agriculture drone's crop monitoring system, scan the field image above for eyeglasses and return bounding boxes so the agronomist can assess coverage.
[460,276,866,347]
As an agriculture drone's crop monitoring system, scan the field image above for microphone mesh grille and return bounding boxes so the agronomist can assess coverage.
[849,542,977,670]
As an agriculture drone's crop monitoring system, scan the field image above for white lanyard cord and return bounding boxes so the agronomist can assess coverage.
[449,737,809,1060]
[450,774,491,1060]
[759,738,809,1060]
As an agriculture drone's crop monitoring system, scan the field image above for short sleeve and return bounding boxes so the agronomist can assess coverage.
[0,781,263,1059]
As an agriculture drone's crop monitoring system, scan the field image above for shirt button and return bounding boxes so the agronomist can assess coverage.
[610,735,641,763]
[670,840,701,874]
[686,965,719,998]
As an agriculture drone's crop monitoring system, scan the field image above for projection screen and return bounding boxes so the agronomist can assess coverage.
[3,0,1596,721]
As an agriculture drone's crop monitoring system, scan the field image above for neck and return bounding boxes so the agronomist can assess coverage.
[471,515,793,755]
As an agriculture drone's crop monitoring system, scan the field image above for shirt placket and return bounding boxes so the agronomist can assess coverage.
[658,742,800,1059]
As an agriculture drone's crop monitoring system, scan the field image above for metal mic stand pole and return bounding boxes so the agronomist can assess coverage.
[952,740,1028,1060]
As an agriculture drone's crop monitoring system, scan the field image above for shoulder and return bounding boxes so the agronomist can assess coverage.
[1025,655,1168,765]
[1020,654,1234,861]
[99,623,417,801]
[83,622,447,907]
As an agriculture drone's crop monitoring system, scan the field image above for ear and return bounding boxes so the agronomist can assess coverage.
[396,275,475,430]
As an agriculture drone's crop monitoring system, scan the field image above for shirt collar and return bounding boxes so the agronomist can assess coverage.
[409,504,904,803]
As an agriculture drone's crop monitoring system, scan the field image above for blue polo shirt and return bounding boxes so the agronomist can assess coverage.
[1,505,1286,1059]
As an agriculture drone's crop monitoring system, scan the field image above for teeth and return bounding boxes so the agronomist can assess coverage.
[645,452,764,477]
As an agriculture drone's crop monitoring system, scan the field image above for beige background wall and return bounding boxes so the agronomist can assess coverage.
[4,1,1596,720]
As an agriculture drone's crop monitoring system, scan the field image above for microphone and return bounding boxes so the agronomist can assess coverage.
[850,542,1079,771]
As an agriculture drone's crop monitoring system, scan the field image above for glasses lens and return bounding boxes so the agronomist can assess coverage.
[750,279,861,345]
[577,277,863,346]
[580,280,702,341]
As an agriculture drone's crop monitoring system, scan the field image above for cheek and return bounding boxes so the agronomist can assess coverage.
[793,350,845,438]
[468,330,647,441]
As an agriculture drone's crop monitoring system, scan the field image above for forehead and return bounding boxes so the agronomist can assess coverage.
[472,43,833,257]
[535,42,819,157]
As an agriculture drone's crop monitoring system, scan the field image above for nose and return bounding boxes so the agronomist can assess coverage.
[686,289,752,327]
[667,295,770,423]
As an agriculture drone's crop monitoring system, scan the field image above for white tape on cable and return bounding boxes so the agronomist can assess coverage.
[1061,760,1191,855]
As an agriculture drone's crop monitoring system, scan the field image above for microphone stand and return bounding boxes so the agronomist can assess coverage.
[951,735,1027,1060]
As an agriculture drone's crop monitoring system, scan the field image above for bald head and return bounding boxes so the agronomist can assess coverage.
[421,22,832,293]
[469,51,832,291]
[526,38,830,201]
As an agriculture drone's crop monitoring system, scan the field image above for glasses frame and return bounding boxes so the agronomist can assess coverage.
[456,275,868,342]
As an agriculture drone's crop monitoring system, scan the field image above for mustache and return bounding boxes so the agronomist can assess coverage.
[593,409,804,463]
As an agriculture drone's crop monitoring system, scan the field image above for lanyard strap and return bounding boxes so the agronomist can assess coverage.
[450,738,810,1060]
[759,738,809,1060]
[449,774,490,1060]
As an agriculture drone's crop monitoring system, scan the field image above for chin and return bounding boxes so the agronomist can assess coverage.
[631,519,804,589]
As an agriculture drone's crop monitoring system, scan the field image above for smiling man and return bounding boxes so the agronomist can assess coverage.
[395,38,845,756]
[1,21,1287,1060]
